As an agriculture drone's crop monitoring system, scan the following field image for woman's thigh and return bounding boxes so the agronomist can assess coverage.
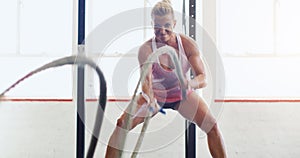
[177,91,216,133]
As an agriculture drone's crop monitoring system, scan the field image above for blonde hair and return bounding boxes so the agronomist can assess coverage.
[162,0,171,4]
[151,0,174,19]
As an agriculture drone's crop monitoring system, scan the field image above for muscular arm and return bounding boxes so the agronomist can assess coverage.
[137,42,155,103]
[181,35,207,89]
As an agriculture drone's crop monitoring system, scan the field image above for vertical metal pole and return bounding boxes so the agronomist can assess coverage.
[185,1,196,158]
[182,0,187,35]
[77,0,85,157]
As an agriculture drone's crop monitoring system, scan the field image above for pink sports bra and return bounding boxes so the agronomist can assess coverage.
[151,33,191,103]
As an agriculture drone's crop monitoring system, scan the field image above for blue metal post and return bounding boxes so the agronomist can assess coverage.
[77,0,85,157]
[185,1,196,158]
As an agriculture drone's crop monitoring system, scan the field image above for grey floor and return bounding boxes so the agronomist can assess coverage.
[0,101,300,158]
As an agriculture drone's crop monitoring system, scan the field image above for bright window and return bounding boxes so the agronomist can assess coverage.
[217,0,300,56]
[0,0,73,56]
[0,0,17,54]
[86,0,187,56]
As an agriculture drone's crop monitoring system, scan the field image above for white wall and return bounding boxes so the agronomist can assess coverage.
[1,0,300,99]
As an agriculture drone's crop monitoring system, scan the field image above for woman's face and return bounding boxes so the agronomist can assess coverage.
[152,13,176,43]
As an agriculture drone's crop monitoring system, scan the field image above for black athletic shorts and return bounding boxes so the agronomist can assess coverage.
[157,100,181,110]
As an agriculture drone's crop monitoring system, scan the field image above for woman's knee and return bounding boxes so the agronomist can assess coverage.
[116,117,125,128]
[207,123,220,135]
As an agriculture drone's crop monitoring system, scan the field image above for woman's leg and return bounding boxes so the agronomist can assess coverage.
[177,92,227,158]
[105,94,156,158]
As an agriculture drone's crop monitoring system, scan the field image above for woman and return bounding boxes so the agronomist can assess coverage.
[105,0,227,157]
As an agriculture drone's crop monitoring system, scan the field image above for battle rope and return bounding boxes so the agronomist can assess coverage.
[0,55,107,158]
[118,45,187,158]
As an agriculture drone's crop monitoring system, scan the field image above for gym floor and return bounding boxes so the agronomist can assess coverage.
[1,101,300,158]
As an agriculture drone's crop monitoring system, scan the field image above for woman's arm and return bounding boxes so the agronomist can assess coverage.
[181,35,207,89]
[137,42,155,104]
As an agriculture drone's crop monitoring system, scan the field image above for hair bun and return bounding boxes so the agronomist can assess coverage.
[162,0,171,4]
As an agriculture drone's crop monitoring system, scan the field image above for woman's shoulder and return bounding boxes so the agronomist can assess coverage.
[138,38,153,63]
[139,38,153,52]
[178,33,199,56]
[178,33,196,45]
